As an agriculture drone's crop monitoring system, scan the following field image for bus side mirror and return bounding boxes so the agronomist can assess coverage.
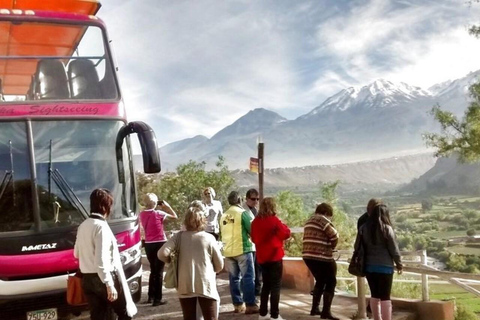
[116,122,161,179]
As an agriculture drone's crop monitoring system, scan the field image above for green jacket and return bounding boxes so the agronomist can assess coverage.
[220,204,255,257]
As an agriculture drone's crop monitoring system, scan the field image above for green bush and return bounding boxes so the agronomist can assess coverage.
[284,233,303,257]
[455,304,477,320]
[137,157,236,231]
[391,281,421,299]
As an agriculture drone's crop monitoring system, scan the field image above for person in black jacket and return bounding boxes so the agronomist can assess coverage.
[355,204,402,320]
[357,198,382,230]
[357,198,382,317]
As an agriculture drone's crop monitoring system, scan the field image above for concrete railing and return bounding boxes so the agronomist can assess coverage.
[283,249,480,320]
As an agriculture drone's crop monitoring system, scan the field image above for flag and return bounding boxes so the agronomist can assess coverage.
[249,157,259,173]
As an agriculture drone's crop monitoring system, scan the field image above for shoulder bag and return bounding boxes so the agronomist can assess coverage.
[164,231,182,289]
[348,230,366,277]
[66,270,88,306]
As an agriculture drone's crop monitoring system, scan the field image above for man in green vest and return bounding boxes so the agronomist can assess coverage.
[220,191,259,314]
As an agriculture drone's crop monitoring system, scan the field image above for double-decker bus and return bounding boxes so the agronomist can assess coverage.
[0,1,161,319]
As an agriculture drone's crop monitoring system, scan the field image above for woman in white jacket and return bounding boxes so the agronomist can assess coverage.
[74,188,136,320]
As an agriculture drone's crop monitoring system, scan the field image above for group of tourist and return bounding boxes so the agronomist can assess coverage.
[74,188,402,320]
[303,199,403,320]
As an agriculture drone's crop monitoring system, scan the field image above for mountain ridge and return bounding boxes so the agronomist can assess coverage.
[136,70,480,171]
[401,155,480,195]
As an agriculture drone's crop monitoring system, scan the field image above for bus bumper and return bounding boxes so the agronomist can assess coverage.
[0,258,142,319]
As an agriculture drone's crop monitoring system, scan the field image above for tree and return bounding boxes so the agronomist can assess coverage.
[275,190,308,227]
[321,181,340,205]
[434,211,446,221]
[468,0,480,39]
[466,229,476,237]
[421,199,433,211]
[413,236,428,250]
[423,1,480,160]
[423,70,480,162]
[397,235,413,250]
[319,181,356,249]
[464,210,479,220]
[276,190,308,257]
[138,156,236,230]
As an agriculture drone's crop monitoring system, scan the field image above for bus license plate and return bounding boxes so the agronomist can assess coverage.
[26,308,57,320]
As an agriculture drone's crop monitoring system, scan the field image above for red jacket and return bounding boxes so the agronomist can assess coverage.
[251,215,291,264]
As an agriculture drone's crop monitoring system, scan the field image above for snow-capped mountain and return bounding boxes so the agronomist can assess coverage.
[136,70,479,171]
[428,80,453,95]
[432,70,480,116]
[304,79,431,116]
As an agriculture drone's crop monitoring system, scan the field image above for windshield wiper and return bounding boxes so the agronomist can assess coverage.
[0,170,12,201]
[0,140,15,204]
[50,168,88,218]
[48,140,88,218]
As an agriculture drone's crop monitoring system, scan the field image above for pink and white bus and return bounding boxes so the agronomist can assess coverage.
[0,1,160,319]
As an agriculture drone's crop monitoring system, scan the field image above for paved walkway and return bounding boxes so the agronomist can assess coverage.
[133,272,358,320]
[74,271,359,320]
[74,271,413,320]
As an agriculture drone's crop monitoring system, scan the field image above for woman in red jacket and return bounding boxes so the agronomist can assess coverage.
[251,197,291,320]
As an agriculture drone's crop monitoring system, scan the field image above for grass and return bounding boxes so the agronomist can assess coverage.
[430,284,480,314]
[428,230,468,239]
[447,245,480,255]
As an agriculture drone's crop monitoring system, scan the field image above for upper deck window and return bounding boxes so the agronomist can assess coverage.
[0,20,118,102]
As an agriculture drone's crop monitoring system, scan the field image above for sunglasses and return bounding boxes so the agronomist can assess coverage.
[249,197,259,201]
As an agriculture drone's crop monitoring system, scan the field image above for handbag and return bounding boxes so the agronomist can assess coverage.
[348,231,366,277]
[164,232,182,289]
[66,270,88,306]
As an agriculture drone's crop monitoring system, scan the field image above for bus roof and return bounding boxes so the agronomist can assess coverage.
[0,0,100,15]
[0,0,101,95]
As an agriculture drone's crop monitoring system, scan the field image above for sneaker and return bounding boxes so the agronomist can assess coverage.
[245,305,260,314]
[234,303,246,313]
[271,315,285,320]
[259,314,270,319]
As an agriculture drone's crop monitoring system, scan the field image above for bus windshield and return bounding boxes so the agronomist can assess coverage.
[0,120,135,233]
[0,20,118,102]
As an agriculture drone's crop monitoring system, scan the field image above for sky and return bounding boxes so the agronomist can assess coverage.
[97,0,480,150]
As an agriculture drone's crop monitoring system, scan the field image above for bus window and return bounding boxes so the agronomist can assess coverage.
[67,26,117,100]
[0,21,118,102]
[32,120,135,226]
[0,122,34,232]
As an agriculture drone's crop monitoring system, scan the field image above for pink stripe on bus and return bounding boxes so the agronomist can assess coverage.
[0,250,78,278]
[0,102,125,118]
[116,228,141,252]
[0,229,140,278]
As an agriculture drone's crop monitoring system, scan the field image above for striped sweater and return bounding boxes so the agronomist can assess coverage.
[302,214,338,261]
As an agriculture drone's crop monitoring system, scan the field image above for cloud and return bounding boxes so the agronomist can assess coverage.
[312,0,480,88]
[98,0,480,150]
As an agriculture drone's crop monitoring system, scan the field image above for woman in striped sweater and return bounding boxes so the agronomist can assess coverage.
[302,203,339,320]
